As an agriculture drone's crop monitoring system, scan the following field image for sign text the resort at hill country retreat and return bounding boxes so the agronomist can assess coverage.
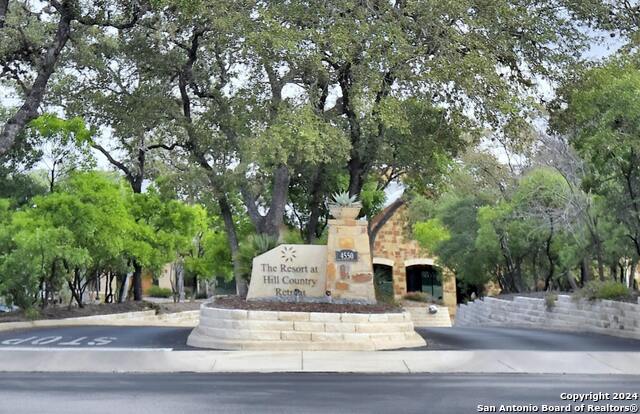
[246,245,328,300]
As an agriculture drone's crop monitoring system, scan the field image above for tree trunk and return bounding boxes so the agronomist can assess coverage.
[543,217,555,291]
[0,0,8,29]
[67,283,84,308]
[191,273,198,301]
[628,259,637,289]
[304,166,325,244]
[0,6,72,154]
[532,250,539,291]
[174,260,185,302]
[513,258,525,293]
[118,271,132,303]
[67,272,84,308]
[580,258,591,287]
[218,196,248,297]
[39,279,46,309]
[104,272,113,303]
[241,165,289,239]
[347,157,365,198]
[261,165,290,238]
[499,236,519,293]
[131,261,143,301]
[565,271,579,291]
[619,262,626,284]
[595,243,606,281]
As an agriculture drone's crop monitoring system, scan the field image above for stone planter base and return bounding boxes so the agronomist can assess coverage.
[403,304,452,328]
[187,304,426,351]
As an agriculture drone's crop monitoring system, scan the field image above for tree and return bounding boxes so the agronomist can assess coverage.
[552,54,640,287]
[510,168,574,290]
[0,172,133,308]
[48,25,183,299]
[0,0,146,154]
[28,115,95,192]
[271,0,594,200]
[410,149,583,293]
[0,170,214,308]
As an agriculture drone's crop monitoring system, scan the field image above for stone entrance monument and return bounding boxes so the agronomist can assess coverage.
[187,196,428,350]
[247,201,376,303]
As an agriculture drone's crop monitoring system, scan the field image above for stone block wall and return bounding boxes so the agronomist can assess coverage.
[187,305,426,350]
[403,305,452,328]
[455,295,640,340]
[0,310,200,332]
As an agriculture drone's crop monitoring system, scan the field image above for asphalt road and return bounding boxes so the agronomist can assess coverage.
[0,325,195,350]
[1,325,639,351]
[418,326,640,351]
[0,373,638,414]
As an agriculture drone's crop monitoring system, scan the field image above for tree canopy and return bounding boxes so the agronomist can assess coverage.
[1,0,638,307]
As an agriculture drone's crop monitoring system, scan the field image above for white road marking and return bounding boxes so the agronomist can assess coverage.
[1,336,118,346]
[0,347,173,351]
[31,336,63,345]
[58,337,88,346]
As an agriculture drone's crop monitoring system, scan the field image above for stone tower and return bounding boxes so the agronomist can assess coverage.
[325,217,376,303]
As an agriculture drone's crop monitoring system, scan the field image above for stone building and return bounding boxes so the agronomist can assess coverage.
[371,200,457,316]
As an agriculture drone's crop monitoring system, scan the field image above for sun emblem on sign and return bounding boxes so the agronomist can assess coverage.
[281,246,297,263]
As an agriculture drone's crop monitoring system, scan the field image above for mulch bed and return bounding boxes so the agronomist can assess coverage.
[208,296,402,314]
[0,300,203,323]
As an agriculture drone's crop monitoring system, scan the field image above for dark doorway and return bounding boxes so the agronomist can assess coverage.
[406,265,442,299]
[373,264,394,302]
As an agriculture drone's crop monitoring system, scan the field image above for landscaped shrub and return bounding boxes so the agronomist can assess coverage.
[24,307,40,320]
[544,293,557,311]
[147,286,172,298]
[573,280,631,301]
[238,234,279,281]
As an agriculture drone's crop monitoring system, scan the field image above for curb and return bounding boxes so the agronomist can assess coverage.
[0,350,638,374]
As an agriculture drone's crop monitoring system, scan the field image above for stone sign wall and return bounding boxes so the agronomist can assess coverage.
[247,245,327,300]
[325,218,376,303]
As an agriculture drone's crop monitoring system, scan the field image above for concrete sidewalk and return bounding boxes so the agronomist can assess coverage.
[0,349,638,374]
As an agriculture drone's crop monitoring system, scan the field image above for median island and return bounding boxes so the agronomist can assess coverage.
[187,194,427,351]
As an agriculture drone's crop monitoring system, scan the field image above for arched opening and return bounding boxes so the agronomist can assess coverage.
[373,263,394,302]
[406,264,442,300]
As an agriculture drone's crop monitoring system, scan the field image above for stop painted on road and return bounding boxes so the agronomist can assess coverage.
[1,335,117,347]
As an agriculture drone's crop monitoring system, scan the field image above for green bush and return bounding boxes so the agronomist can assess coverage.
[147,286,173,298]
[24,307,40,320]
[238,234,279,280]
[574,280,631,301]
[544,293,557,311]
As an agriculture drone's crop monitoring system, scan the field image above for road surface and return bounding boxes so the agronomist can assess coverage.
[1,325,639,351]
[418,326,640,351]
[0,373,638,414]
[0,325,194,350]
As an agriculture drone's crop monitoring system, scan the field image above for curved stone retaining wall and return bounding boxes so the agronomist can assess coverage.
[187,305,426,351]
[455,295,640,340]
[0,310,200,332]
[404,305,452,328]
